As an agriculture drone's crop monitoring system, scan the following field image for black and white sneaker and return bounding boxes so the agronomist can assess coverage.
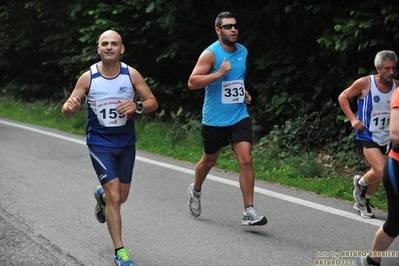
[242,206,267,226]
[353,175,367,205]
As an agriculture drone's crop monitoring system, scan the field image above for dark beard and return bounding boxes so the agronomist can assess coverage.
[221,34,236,47]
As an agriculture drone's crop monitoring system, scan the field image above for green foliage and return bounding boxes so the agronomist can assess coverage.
[154,106,202,148]
[333,115,365,170]
[320,3,399,52]
[257,99,367,173]
[258,101,337,154]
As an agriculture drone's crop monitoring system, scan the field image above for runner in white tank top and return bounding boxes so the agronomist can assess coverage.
[62,30,158,265]
[338,50,399,220]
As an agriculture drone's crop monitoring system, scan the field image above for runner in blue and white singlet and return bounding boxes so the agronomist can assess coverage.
[86,62,137,147]
[62,30,158,265]
[338,50,398,220]
[357,75,396,146]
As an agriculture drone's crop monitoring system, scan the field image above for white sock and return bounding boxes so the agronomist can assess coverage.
[358,177,367,187]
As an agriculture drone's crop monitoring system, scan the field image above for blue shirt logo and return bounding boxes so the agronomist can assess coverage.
[117,86,128,94]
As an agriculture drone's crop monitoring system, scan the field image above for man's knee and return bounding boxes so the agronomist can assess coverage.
[119,183,131,203]
[236,154,252,168]
[201,154,218,168]
[120,196,128,204]
[371,167,384,181]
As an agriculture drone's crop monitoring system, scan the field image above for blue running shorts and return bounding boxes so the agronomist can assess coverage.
[88,145,136,185]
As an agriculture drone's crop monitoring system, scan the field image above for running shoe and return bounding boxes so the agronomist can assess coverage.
[353,199,375,219]
[188,183,201,217]
[114,249,136,266]
[242,206,268,226]
[94,185,106,223]
[353,175,367,205]
[360,255,380,266]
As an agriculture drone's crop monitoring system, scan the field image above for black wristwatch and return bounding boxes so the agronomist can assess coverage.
[135,100,144,114]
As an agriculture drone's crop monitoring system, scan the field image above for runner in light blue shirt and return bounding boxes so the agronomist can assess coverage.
[187,11,267,227]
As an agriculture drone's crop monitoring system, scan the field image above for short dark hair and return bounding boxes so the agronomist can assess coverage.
[215,11,235,27]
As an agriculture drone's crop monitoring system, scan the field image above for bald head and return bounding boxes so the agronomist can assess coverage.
[98,30,123,45]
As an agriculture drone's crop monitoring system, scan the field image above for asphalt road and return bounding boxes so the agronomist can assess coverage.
[0,118,398,266]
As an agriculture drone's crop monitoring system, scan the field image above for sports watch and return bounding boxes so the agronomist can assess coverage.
[135,100,144,114]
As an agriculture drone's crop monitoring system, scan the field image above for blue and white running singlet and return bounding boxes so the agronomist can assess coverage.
[356,75,396,146]
[85,62,137,147]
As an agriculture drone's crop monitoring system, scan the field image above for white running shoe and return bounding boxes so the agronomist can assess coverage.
[353,199,375,219]
[242,206,267,226]
[188,183,201,217]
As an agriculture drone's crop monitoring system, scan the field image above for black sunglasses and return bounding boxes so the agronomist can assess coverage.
[218,23,238,30]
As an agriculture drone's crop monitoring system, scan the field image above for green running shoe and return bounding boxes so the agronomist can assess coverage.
[114,249,136,266]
